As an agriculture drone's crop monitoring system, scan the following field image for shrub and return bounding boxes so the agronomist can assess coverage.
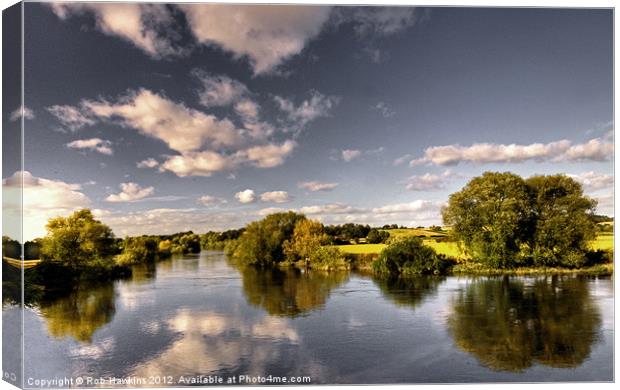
[367,229,390,244]
[114,237,158,266]
[373,237,452,276]
[304,246,349,271]
[233,212,306,266]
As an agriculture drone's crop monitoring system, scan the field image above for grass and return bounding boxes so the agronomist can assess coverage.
[333,228,612,261]
[590,233,614,251]
[334,239,467,259]
[334,244,386,254]
[380,228,447,239]
[452,262,613,276]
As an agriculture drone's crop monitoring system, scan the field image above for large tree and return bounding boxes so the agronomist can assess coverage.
[526,174,597,266]
[233,212,306,266]
[40,209,116,267]
[442,172,533,268]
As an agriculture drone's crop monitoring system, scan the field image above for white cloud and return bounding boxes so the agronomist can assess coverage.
[137,158,159,169]
[198,195,227,207]
[240,140,297,168]
[234,99,260,123]
[341,149,362,162]
[192,70,249,107]
[192,70,274,140]
[567,171,614,192]
[254,199,443,227]
[274,91,339,132]
[563,138,614,161]
[393,154,413,166]
[66,138,113,155]
[83,89,244,153]
[50,3,185,58]
[159,151,237,177]
[260,191,291,203]
[372,200,439,214]
[404,170,452,191]
[410,136,613,166]
[47,104,96,132]
[179,4,331,74]
[235,189,256,204]
[2,171,91,241]
[298,181,339,192]
[105,182,155,203]
[9,106,34,121]
[299,203,364,216]
[98,208,252,237]
[257,207,288,216]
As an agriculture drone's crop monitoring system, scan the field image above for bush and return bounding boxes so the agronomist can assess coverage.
[373,237,453,276]
[115,237,158,266]
[304,246,349,271]
[367,229,390,244]
[233,212,306,266]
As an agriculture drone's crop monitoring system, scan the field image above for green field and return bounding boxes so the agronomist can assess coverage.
[591,233,614,251]
[334,244,386,254]
[334,228,612,259]
[380,228,448,239]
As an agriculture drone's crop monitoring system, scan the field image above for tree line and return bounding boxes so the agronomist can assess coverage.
[2,171,611,286]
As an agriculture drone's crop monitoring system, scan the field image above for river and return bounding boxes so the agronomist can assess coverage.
[3,251,614,385]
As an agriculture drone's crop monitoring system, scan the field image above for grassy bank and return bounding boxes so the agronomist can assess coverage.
[331,229,613,276]
[451,262,613,276]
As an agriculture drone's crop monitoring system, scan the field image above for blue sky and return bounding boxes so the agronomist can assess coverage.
[3,3,613,240]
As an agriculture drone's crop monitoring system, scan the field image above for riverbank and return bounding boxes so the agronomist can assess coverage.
[341,252,614,276]
[451,262,614,276]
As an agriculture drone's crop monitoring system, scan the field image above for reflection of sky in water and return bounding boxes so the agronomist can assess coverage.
[13,252,614,385]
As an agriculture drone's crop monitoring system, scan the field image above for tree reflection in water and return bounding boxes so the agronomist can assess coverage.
[448,276,602,371]
[373,276,445,309]
[38,283,116,343]
[239,266,348,317]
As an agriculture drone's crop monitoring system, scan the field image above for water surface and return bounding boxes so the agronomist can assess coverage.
[4,251,614,385]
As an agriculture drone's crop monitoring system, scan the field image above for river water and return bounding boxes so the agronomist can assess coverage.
[3,251,614,385]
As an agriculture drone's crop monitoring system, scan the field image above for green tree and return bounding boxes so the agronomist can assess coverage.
[367,229,390,244]
[526,175,597,267]
[442,172,533,268]
[40,209,116,267]
[373,237,451,276]
[283,219,330,262]
[2,236,21,259]
[114,236,158,266]
[233,212,307,266]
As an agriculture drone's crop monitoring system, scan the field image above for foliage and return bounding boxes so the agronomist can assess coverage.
[40,209,118,268]
[367,229,390,244]
[442,172,599,268]
[2,236,20,258]
[442,172,533,268]
[233,212,306,266]
[324,223,371,244]
[283,219,330,262]
[201,228,245,250]
[526,174,597,267]
[303,246,349,270]
[115,237,159,266]
[172,233,201,254]
[373,237,453,276]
